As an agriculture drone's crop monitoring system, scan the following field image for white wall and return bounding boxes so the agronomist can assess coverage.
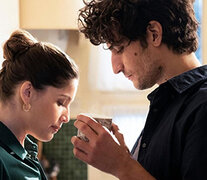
[88,165,119,180]
[0,0,19,67]
[202,0,207,64]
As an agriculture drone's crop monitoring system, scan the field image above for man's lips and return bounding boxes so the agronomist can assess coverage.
[125,74,133,80]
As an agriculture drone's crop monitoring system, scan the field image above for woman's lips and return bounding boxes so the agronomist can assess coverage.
[51,125,60,133]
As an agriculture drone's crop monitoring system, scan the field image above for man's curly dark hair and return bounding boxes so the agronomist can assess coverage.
[78,0,198,54]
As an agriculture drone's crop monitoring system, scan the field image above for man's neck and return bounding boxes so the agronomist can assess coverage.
[157,52,201,85]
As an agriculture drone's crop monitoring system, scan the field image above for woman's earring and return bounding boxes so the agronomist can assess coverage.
[23,103,31,112]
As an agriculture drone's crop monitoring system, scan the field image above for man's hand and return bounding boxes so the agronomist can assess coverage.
[71,114,131,177]
[71,114,156,180]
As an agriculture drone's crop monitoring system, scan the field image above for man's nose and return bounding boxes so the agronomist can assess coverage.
[111,53,123,74]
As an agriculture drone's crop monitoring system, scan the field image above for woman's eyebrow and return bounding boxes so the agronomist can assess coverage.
[59,94,71,101]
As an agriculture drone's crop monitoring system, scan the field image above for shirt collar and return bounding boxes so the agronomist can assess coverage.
[0,121,27,160]
[148,65,207,102]
[168,65,207,94]
[24,136,38,160]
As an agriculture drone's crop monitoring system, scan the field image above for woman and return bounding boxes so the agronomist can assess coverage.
[0,29,79,179]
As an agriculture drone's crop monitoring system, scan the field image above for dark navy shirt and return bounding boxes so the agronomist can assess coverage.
[131,65,207,180]
[0,122,47,180]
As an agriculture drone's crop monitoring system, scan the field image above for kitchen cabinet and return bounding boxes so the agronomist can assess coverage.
[19,0,84,29]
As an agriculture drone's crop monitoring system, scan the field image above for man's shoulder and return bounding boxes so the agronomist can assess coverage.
[191,79,207,98]
[182,80,207,110]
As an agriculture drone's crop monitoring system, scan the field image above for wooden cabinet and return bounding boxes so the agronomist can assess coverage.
[19,0,84,29]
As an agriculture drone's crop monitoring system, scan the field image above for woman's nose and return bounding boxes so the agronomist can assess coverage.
[61,110,70,123]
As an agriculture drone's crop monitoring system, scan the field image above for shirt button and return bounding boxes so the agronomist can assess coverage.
[142,143,147,148]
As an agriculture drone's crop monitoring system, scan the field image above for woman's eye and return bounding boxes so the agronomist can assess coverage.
[57,101,64,106]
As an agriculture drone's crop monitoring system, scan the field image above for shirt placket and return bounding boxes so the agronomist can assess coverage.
[138,86,171,164]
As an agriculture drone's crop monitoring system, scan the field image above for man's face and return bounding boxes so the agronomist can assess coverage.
[109,40,163,90]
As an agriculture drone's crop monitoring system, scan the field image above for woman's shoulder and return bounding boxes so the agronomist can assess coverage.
[0,144,12,161]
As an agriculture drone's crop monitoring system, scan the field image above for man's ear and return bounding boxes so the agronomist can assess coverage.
[146,20,163,47]
[20,81,33,105]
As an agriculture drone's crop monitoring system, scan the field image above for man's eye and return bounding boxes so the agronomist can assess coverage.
[116,46,124,54]
[113,46,124,54]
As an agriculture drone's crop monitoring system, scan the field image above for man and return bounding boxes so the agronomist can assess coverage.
[71,0,207,179]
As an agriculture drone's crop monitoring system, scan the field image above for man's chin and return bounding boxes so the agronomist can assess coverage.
[133,81,153,90]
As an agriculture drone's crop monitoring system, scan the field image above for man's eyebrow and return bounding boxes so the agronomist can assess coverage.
[103,44,113,50]
[108,45,113,50]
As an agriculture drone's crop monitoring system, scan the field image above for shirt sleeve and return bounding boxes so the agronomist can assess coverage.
[181,102,207,180]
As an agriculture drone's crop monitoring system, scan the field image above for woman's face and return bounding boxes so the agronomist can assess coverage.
[28,79,78,142]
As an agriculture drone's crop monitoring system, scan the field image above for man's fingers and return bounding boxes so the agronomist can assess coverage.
[111,123,130,154]
[111,123,119,133]
[71,136,90,153]
[74,119,99,140]
[76,114,105,134]
[112,125,125,146]
[72,146,89,163]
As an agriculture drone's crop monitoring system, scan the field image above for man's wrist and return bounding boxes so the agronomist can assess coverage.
[115,154,156,180]
[114,152,134,179]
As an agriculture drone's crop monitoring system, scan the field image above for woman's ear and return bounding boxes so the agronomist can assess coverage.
[20,81,33,105]
[146,20,163,47]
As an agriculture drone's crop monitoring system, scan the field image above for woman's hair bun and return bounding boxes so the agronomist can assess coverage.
[3,29,38,62]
